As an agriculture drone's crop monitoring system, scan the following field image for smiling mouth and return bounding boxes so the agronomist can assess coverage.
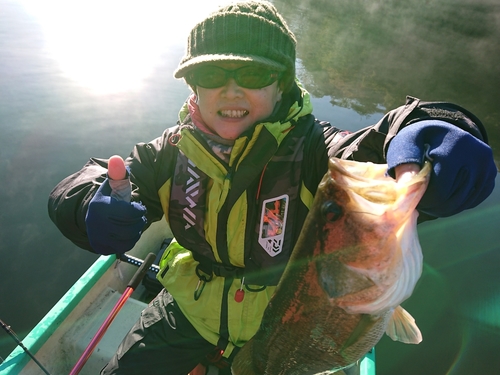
[219,110,249,118]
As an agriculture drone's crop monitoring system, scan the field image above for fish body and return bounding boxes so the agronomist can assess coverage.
[231,158,431,375]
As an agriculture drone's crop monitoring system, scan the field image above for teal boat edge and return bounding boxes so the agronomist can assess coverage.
[0,255,115,375]
[360,348,376,375]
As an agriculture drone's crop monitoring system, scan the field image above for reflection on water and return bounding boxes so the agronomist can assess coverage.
[277,0,500,166]
[17,0,217,95]
[0,0,499,373]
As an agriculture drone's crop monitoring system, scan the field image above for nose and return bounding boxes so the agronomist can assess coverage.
[221,78,243,98]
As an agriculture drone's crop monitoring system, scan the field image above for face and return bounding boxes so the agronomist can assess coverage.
[194,62,283,140]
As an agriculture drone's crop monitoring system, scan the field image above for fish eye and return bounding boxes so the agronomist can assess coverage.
[321,201,342,222]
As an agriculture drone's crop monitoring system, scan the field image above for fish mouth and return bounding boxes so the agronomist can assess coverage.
[218,109,249,118]
[327,159,399,205]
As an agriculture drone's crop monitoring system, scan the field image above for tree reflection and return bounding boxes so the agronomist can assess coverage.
[274,0,500,162]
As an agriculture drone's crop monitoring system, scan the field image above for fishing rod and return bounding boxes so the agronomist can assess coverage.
[0,318,51,375]
[118,252,160,274]
[70,252,156,375]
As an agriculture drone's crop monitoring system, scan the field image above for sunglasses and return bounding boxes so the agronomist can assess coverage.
[188,65,281,89]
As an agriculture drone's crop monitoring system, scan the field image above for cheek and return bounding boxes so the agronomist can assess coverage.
[262,89,282,113]
[266,87,282,109]
[196,93,215,121]
[255,85,281,105]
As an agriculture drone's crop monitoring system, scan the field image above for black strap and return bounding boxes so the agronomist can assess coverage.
[212,263,244,279]
[192,253,245,280]
[217,277,233,353]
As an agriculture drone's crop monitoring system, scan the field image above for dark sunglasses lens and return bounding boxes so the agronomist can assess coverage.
[192,66,280,89]
[193,66,227,89]
[237,67,277,88]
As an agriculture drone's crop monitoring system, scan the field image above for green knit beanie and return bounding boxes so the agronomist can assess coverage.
[174,0,297,91]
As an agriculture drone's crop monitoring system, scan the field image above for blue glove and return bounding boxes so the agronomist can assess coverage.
[387,120,497,217]
[85,178,147,255]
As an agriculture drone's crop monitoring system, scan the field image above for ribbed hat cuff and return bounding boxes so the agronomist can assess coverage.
[174,11,296,78]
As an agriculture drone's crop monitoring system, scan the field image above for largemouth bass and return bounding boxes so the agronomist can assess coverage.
[231,158,431,375]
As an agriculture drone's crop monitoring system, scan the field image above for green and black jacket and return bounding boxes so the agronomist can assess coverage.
[48,82,487,357]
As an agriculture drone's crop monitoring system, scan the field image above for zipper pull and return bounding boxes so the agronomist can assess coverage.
[194,278,206,301]
[235,277,245,303]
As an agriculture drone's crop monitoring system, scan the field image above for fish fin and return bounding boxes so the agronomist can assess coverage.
[385,306,422,344]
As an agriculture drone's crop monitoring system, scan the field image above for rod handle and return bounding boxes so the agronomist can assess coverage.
[128,252,156,289]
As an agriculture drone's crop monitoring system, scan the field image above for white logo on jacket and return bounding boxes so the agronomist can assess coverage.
[183,159,200,230]
[258,194,289,257]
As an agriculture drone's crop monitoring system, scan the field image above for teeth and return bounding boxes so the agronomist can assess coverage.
[220,110,248,118]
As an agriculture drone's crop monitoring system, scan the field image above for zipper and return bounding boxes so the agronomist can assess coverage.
[225,166,235,183]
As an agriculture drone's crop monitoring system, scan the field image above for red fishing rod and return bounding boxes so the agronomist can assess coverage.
[70,252,156,375]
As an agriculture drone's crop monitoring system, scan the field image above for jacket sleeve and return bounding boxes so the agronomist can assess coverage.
[48,157,109,251]
[329,95,489,162]
[48,128,178,251]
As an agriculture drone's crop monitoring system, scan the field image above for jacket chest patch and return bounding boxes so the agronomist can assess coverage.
[258,194,289,257]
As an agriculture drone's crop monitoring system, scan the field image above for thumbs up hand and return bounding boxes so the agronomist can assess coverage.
[108,155,132,203]
[85,155,147,255]
[107,154,128,181]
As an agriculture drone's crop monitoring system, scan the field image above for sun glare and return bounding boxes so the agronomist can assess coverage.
[18,0,217,95]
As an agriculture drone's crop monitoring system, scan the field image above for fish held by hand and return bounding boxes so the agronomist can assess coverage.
[232,158,431,375]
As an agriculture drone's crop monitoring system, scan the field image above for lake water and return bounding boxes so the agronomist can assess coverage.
[1,0,499,374]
